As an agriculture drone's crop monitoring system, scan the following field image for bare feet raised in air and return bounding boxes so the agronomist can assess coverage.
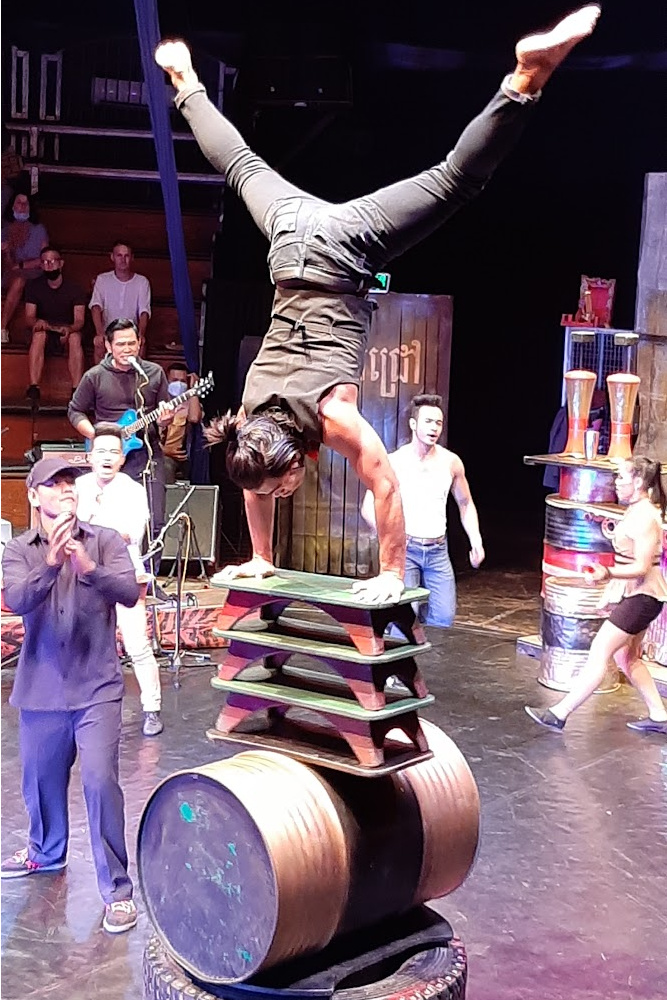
[155,40,199,93]
[510,4,601,95]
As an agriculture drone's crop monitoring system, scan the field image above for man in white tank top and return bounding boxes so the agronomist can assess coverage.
[361,394,484,626]
[76,423,163,736]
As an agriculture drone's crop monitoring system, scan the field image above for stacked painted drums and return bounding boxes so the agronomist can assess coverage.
[535,370,641,691]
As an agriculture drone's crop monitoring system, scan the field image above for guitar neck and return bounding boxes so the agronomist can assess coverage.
[122,388,199,438]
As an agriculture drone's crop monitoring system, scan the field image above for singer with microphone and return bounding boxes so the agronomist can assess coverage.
[68,318,173,535]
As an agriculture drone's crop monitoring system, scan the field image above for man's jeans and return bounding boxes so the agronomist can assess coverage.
[405,537,456,628]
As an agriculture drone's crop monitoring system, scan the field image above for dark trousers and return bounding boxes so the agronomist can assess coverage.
[19,700,133,904]
[177,85,535,292]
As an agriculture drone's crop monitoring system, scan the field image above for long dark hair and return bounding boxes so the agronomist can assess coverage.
[2,191,39,225]
[630,456,667,520]
[205,408,306,490]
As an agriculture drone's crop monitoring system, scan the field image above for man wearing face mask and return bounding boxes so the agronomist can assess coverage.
[161,363,203,484]
[76,423,164,737]
[24,245,88,407]
[1,192,48,342]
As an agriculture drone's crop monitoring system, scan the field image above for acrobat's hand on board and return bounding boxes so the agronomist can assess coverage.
[351,571,405,605]
[212,556,276,584]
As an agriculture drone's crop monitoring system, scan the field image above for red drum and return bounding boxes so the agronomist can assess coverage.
[541,496,616,596]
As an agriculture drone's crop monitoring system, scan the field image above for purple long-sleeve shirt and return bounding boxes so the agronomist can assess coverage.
[2,521,140,710]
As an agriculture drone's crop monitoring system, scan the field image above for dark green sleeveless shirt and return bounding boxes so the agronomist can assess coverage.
[242,287,376,450]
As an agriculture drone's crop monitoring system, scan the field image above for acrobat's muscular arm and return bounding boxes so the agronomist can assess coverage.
[321,388,405,581]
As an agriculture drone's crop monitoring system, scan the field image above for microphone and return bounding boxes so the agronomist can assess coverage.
[126,356,144,375]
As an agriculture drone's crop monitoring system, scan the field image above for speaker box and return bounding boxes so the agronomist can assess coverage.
[163,484,219,562]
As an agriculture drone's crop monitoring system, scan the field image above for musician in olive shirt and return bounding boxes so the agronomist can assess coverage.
[68,318,172,533]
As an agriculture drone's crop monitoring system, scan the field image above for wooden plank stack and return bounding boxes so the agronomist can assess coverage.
[208,568,435,775]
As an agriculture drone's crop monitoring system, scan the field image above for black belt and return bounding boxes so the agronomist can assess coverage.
[407,534,446,546]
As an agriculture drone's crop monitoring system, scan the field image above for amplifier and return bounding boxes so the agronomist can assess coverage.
[163,484,219,563]
[27,440,89,468]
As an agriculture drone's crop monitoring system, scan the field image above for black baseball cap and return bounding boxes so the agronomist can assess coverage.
[26,457,85,489]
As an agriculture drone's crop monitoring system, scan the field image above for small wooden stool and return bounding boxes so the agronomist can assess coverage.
[212,623,430,711]
[211,673,434,769]
[211,569,429,656]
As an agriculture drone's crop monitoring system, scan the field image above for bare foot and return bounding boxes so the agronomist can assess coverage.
[155,39,199,93]
[510,4,601,94]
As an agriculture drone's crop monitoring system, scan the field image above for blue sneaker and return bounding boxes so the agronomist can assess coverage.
[525,706,566,732]
[626,717,667,735]
[1,847,67,879]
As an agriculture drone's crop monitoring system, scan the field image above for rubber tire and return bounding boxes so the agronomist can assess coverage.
[143,935,468,1000]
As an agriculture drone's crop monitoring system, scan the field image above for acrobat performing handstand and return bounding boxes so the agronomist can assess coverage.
[156,5,601,604]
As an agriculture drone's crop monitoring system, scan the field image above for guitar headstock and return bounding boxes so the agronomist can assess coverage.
[195,372,215,398]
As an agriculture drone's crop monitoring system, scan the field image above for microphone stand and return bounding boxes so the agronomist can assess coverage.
[143,487,212,689]
[169,516,212,690]
[131,359,172,660]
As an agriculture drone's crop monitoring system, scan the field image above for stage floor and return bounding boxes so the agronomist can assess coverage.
[1,574,665,1000]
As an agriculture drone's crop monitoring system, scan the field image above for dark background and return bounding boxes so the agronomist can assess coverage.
[5,1,666,569]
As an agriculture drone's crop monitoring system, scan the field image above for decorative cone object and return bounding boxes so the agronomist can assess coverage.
[563,370,597,457]
[606,373,640,460]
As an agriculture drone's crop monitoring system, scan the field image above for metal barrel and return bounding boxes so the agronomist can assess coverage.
[543,576,608,618]
[539,576,619,693]
[137,722,479,986]
[544,497,614,552]
[542,542,615,581]
[539,645,619,693]
[541,496,616,594]
[558,466,617,504]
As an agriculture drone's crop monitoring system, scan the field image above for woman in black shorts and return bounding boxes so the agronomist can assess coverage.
[527,457,667,735]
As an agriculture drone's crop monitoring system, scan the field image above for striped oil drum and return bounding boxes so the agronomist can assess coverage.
[542,495,616,595]
[544,497,615,552]
[137,722,479,985]
[558,466,617,504]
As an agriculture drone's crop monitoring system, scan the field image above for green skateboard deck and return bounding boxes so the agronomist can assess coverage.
[212,569,429,656]
[210,671,433,768]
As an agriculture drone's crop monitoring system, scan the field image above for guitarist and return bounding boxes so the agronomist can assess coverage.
[68,318,173,538]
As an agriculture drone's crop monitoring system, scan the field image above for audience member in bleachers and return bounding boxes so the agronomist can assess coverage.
[161,363,203,483]
[1,193,49,343]
[90,241,151,363]
[24,247,88,408]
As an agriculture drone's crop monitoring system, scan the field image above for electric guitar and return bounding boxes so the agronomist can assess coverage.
[86,372,215,455]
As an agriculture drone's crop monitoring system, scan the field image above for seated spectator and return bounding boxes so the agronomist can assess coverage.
[24,246,88,407]
[90,241,151,362]
[1,193,48,343]
[161,363,203,483]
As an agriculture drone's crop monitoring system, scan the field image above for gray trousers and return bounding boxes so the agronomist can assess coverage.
[177,82,536,294]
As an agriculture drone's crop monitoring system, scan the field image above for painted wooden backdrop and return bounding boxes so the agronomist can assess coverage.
[276,292,453,577]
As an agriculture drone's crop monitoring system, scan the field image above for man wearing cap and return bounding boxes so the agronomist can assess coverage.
[0,457,141,934]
